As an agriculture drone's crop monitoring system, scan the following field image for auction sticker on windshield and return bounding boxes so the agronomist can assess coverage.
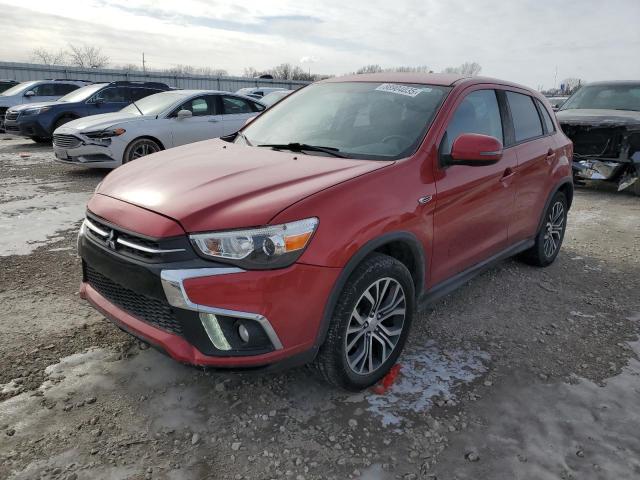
[375,84,430,97]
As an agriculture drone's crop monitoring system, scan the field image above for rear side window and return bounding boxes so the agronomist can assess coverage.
[441,89,503,155]
[535,99,555,133]
[221,96,254,114]
[53,84,79,95]
[506,91,543,142]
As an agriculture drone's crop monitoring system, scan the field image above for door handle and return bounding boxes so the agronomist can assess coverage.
[208,119,219,123]
[545,149,556,165]
[500,167,516,187]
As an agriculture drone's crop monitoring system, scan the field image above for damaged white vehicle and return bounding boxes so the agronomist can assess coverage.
[52,90,265,168]
[557,81,640,195]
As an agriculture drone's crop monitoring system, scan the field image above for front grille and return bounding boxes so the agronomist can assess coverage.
[85,264,183,335]
[53,134,82,148]
[4,111,19,121]
[86,216,163,261]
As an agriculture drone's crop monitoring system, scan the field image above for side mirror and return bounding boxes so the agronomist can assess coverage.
[24,90,35,97]
[176,109,193,119]
[244,116,257,126]
[448,133,503,166]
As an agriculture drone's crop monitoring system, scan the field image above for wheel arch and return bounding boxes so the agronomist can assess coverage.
[127,135,166,150]
[537,179,573,232]
[313,231,426,349]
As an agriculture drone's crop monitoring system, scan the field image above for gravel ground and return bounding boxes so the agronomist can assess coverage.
[0,133,639,480]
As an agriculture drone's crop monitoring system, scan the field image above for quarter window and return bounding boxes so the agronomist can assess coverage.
[441,89,503,155]
[535,99,555,134]
[506,91,543,142]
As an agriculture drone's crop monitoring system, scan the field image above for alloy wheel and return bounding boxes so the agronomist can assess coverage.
[543,201,565,258]
[345,277,406,375]
[128,140,160,161]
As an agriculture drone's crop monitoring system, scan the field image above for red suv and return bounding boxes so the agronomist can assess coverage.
[78,74,573,390]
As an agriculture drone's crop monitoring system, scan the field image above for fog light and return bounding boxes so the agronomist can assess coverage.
[238,323,250,343]
[199,313,231,351]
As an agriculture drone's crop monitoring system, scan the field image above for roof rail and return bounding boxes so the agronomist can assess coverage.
[43,78,92,82]
[110,80,169,89]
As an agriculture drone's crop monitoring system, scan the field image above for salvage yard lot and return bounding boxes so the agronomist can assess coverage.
[0,133,639,479]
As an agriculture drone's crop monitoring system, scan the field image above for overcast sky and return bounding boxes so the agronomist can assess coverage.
[0,0,638,89]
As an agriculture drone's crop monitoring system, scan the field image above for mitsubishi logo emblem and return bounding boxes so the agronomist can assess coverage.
[106,230,117,250]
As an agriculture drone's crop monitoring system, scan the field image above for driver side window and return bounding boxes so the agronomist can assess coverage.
[441,90,503,155]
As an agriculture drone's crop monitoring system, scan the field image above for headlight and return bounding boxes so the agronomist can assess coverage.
[190,218,319,269]
[84,128,126,139]
[22,106,51,115]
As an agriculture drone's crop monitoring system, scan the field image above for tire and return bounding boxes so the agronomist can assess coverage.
[123,138,162,163]
[629,178,640,197]
[54,116,74,131]
[31,136,51,144]
[519,191,568,267]
[313,253,415,391]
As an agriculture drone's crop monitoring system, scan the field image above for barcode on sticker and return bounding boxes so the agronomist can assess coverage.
[375,84,427,97]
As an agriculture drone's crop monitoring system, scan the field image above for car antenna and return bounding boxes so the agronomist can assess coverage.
[132,101,144,116]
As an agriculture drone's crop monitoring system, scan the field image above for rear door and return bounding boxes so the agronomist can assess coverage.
[219,95,265,136]
[502,90,557,242]
[171,95,222,146]
[431,88,518,285]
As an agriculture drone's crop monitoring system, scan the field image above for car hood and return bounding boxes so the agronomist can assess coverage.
[557,108,640,127]
[61,112,150,132]
[9,101,61,111]
[96,139,393,233]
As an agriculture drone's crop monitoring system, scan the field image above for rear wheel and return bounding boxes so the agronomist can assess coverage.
[313,253,414,390]
[520,191,568,267]
[123,138,162,163]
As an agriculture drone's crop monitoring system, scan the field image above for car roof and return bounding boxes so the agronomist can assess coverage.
[320,73,535,91]
[582,80,640,87]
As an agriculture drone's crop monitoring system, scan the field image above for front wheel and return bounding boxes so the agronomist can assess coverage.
[31,136,51,144]
[123,138,162,163]
[313,253,415,390]
[520,191,568,267]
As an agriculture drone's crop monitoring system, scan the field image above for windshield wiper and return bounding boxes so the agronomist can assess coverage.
[257,143,346,158]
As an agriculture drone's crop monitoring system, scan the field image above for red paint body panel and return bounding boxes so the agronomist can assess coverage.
[87,194,185,237]
[81,282,312,367]
[183,264,340,349]
[97,139,390,233]
[80,74,573,369]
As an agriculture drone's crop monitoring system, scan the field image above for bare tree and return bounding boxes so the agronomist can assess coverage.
[356,64,383,74]
[31,48,67,66]
[561,77,584,94]
[442,62,482,76]
[67,44,110,69]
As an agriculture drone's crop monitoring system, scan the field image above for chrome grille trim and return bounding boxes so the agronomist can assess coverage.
[115,237,185,254]
[53,134,82,148]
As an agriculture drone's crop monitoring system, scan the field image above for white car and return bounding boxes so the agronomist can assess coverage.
[52,90,266,168]
[235,87,287,99]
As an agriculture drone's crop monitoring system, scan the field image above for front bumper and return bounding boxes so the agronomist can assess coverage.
[78,213,340,368]
[4,117,49,138]
[53,133,120,168]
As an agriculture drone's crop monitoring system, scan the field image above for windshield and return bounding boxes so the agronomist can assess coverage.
[560,84,640,112]
[1,81,36,97]
[261,91,291,107]
[239,82,450,160]
[58,84,106,103]
[120,91,187,116]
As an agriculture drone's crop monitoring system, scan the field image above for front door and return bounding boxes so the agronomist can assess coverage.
[171,95,222,146]
[431,88,517,285]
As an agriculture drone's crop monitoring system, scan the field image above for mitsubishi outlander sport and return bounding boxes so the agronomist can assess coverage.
[78,74,573,390]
